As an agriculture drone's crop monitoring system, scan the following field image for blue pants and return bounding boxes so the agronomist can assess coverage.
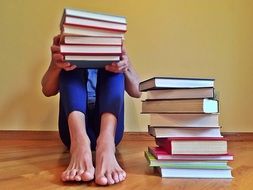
[58,69,125,150]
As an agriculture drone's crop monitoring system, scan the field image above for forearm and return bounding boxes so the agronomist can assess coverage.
[124,62,142,98]
[41,61,62,97]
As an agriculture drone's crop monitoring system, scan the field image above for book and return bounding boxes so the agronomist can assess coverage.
[66,60,116,68]
[63,16,127,32]
[149,113,219,127]
[62,24,125,37]
[156,138,228,155]
[146,88,214,100]
[140,77,215,91]
[148,126,222,138]
[144,151,230,169]
[158,167,233,178]
[148,147,234,161]
[60,44,122,55]
[64,55,120,61]
[63,8,127,24]
[62,35,123,45]
[142,99,218,114]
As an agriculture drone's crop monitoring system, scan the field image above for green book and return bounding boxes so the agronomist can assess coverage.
[144,151,231,169]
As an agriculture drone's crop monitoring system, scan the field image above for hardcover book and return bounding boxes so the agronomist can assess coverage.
[149,113,219,127]
[140,77,215,91]
[142,99,218,114]
[155,137,228,155]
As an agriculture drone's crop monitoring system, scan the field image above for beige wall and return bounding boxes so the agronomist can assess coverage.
[0,0,253,132]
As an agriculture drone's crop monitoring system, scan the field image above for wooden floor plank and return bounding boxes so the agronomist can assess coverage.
[0,131,253,189]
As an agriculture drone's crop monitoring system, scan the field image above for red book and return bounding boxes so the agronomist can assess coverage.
[60,44,122,55]
[148,146,233,161]
[155,137,228,155]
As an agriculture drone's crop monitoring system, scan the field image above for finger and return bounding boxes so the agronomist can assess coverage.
[116,60,127,68]
[56,62,70,69]
[53,53,64,62]
[122,46,127,55]
[51,45,60,54]
[65,64,77,71]
[105,65,118,73]
[53,34,61,45]
[118,65,128,72]
[121,54,128,61]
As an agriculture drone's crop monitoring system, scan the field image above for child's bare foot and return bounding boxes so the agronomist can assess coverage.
[95,135,126,185]
[61,138,95,182]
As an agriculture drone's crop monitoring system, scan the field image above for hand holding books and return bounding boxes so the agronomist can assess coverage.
[50,35,76,71]
[105,46,129,73]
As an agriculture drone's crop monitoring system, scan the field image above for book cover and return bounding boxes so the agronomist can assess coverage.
[149,113,219,127]
[146,88,214,100]
[142,99,219,114]
[156,137,228,155]
[148,126,222,138]
[63,16,127,32]
[140,77,215,91]
[148,146,234,161]
[144,151,230,169]
[63,8,127,24]
[158,168,233,178]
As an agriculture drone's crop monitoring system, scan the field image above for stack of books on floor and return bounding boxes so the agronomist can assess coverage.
[140,77,233,178]
[59,8,127,68]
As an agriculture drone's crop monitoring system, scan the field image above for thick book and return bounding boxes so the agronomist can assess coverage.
[158,167,233,178]
[149,113,219,127]
[66,60,115,68]
[144,151,230,169]
[146,88,214,100]
[63,8,127,24]
[140,77,215,91]
[142,99,218,114]
[60,44,122,55]
[62,35,123,45]
[148,126,222,138]
[65,55,119,68]
[63,16,127,32]
[62,24,125,38]
[148,147,234,161]
[156,138,228,155]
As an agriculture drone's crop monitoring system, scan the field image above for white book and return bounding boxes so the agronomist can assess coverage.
[63,36,122,45]
[158,168,233,178]
[64,55,120,61]
[142,99,218,114]
[62,24,124,38]
[64,16,127,31]
[140,77,215,91]
[150,113,219,127]
[148,126,222,138]
[60,44,122,54]
[146,88,214,100]
[64,8,127,24]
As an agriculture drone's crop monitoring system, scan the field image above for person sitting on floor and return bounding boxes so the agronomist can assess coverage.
[41,35,141,185]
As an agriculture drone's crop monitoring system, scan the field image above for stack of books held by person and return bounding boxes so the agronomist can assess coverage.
[59,8,127,68]
[140,77,233,178]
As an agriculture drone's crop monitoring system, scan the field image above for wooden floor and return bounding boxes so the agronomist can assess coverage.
[0,131,253,190]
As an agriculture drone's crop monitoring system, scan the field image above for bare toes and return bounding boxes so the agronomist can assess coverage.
[112,171,120,183]
[106,172,115,185]
[81,171,94,181]
[95,176,108,186]
[69,169,78,181]
[74,170,84,181]
[61,170,69,182]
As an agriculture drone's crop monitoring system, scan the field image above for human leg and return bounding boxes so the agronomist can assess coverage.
[93,69,126,185]
[58,69,95,182]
